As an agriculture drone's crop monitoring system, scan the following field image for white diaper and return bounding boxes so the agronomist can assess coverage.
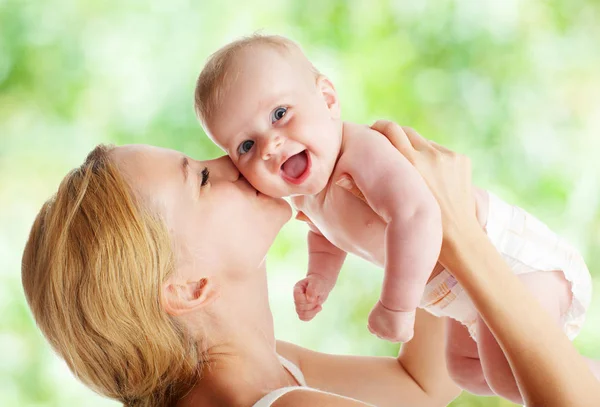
[419,191,592,341]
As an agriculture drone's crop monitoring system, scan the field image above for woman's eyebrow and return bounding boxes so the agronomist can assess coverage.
[181,157,190,181]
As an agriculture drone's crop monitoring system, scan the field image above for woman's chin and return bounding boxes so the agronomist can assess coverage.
[268,196,293,222]
[260,198,292,238]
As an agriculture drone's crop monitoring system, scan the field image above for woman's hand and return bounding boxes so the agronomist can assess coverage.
[375,121,478,241]
[336,120,600,407]
[336,120,479,262]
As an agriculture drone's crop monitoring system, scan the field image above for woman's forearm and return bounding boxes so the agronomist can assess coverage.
[442,223,600,407]
[283,309,460,407]
[398,309,461,404]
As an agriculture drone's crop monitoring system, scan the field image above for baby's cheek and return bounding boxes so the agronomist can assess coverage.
[244,163,271,188]
[235,160,255,180]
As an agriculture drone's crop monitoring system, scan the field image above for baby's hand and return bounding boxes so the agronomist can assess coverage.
[293,275,333,321]
[367,301,416,342]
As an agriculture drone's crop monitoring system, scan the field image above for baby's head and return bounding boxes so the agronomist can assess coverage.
[195,34,343,198]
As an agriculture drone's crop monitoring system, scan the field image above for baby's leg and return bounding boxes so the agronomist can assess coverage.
[445,318,495,396]
[477,270,572,405]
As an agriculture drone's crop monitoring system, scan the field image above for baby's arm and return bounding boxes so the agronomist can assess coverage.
[294,212,347,321]
[342,128,442,342]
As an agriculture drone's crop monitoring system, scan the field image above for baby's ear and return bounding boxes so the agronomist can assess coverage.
[317,75,341,119]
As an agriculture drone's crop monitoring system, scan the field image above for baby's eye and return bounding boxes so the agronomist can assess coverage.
[200,167,210,186]
[237,140,254,155]
[271,106,287,123]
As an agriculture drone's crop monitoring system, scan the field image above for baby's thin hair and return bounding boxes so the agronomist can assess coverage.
[194,33,320,127]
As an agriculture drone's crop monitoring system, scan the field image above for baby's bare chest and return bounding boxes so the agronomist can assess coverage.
[293,184,387,266]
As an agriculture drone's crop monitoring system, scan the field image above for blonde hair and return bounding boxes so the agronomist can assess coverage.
[194,33,320,126]
[22,145,205,407]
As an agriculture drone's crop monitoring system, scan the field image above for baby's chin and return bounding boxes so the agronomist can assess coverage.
[263,185,319,199]
[260,170,330,198]
[257,185,292,199]
[290,177,330,197]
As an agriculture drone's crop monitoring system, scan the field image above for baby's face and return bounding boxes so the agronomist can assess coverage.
[205,46,342,198]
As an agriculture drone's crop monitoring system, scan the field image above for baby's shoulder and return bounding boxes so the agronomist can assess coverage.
[339,122,395,173]
[341,121,395,154]
[342,121,379,142]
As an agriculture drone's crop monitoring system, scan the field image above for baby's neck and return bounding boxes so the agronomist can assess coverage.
[321,120,370,185]
[339,120,358,153]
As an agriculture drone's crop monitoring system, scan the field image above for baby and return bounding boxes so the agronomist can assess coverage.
[194,34,593,403]
[196,34,444,343]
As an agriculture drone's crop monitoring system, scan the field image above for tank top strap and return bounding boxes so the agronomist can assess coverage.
[277,355,306,386]
[252,355,307,407]
[252,386,304,407]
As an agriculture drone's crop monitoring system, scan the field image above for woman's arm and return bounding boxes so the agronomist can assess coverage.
[444,220,599,406]
[277,309,461,407]
[369,121,600,407]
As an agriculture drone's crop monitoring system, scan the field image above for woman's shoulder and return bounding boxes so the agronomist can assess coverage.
[273,341,375,406]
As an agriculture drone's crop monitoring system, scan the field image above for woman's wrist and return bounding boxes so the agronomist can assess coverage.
[439,218,484,273]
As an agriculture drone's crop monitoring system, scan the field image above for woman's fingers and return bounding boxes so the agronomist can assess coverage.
[429,140,453,155]
[370,120,414,158]
[351,120,477,238]
[400,126,433,152]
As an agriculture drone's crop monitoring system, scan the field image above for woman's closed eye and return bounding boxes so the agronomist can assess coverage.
[237,140,254,156]
[199,167,210,186]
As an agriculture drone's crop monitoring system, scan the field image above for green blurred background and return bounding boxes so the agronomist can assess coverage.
[1,0,599,405]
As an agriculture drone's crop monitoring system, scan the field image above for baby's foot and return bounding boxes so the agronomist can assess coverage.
[293,275,333,321]
[367,301,416,342]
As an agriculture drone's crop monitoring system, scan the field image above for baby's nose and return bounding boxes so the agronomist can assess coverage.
[261,135,283,160]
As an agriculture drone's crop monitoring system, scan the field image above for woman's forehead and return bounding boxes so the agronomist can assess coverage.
[108,145,183,206]
[111,144,167,162]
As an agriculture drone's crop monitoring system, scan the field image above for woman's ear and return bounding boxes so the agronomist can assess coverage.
[317,75,341,119]
[162,277,219,316]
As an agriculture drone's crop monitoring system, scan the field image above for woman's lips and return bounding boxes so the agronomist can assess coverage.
[280,150,311,185]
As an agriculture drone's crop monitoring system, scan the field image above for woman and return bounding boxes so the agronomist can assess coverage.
[21,124,599,406]
[21,143,459,407]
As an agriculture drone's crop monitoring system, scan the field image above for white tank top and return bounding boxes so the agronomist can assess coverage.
[251,355,368,407]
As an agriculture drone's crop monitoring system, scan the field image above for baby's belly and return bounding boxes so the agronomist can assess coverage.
[329,216,386,266]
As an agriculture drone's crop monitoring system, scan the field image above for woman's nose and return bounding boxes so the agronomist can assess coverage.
[203,155,239,181]
[261,134,283,161]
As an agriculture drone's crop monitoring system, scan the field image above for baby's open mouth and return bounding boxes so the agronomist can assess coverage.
[281,150,311,184]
